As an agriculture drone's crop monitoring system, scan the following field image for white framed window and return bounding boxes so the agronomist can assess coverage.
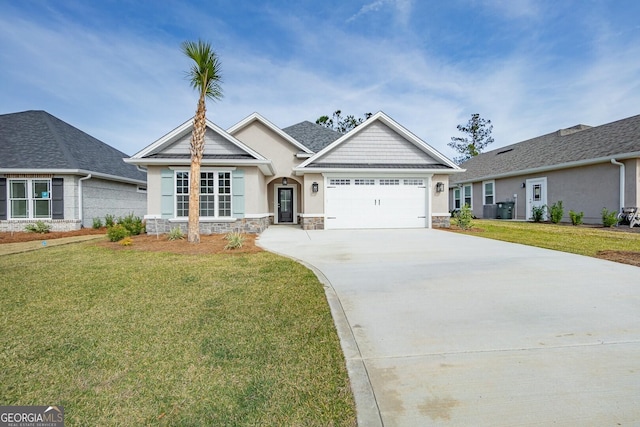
[483,180,495,205]
[9,178,51,219]
[354,179,375,185]
[329,178,351,186]
[175,171,232,218]
[463,184,472,208]
[403,179,424,186]
[453,188,461,209]
[379,179,400,186]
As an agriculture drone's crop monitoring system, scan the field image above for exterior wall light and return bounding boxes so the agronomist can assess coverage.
[436,182,445,193]
[312,182,319,193]
[282,177,288,185]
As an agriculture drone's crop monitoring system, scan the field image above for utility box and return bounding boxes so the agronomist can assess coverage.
[483,204,498,219]
[496,201,515,219]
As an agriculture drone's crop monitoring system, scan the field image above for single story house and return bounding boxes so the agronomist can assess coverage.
[126,111,462,233]
[0,110,147,231]
[450,114,640,223]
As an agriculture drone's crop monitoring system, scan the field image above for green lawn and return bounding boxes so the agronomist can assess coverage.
[460,219,640,257]
[0,243,356,426]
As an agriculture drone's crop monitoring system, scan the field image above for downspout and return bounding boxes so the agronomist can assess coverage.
[611,159,625,210]
[78,174,92,227]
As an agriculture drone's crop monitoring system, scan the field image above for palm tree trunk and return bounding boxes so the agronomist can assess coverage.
[188,95,207,243]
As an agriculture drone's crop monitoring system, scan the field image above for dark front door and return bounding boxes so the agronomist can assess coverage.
[278,187,294,223]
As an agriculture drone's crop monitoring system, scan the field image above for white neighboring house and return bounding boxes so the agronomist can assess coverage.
[0,110,147,231]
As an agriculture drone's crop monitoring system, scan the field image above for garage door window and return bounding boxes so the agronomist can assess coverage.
[355,179,375,185]
[380,179,399,186]
[403,179,424,186]
[329,179,351,186]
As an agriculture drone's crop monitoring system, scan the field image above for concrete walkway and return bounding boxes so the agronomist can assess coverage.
[258,227,640,426]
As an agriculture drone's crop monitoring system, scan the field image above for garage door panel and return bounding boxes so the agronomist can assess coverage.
[325,178,427,229]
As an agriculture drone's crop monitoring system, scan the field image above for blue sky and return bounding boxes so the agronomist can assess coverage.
[1,0,639,160]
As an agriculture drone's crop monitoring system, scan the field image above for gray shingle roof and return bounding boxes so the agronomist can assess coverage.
[282,121,342,152]
[452,114,640,184]
[0,110,145,182]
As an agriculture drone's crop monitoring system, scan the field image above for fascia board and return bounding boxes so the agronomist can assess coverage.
[452,151,640,184]
[123,158,275,176]
[0,168,146,185]
[293,166,464,175]
[227,112,314,154]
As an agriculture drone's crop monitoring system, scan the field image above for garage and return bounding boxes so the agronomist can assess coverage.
[325,177,427,229]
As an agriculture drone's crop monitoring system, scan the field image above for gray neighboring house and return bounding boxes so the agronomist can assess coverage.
[450,114,640,224]
[0,110,147,231]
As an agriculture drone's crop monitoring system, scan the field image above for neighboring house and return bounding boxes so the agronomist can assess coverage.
[126,111,462,233]
[450,114,640,223]
[0,110,147,231]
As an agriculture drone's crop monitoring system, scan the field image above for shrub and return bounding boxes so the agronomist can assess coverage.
[224,232,245,250]
[569,210,584,226]
[601,208,618,227]
[104,214,116,228]
[24,221,51,234]
[92,217,103,229]
[117,213,145,236]
[453,204,473,230]
[549,201,564,224]
[107,224,129,242]
[531,206,545,222]
[119,236,133,246]
[167,227,185,241]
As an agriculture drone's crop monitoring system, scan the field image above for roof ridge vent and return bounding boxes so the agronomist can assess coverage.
[557,124,592,136]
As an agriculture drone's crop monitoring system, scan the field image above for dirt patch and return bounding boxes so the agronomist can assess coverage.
[0,227,107,244]
[94,233,262,255]
[596,250,640,267]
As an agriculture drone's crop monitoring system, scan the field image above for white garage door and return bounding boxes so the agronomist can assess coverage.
[325,177,427,229]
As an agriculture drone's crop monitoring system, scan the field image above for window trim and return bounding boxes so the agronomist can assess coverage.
[482,180,495,205]
[8,178,52,220]
[453,187,461,210]
[173,170,233,219]
[463,184,472,209]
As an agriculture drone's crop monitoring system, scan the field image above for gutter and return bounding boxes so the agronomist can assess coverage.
[611,159,625,209]
[78,174,92,225]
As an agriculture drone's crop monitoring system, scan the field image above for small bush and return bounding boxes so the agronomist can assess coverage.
[224,232,245,250]
[569,210,584,226]
[602,208,618,227]
[119,236,133,246]
[453,204,473,230]
[117,213,145,236]
[92,217,103,229]
[531,206,545,222]
[24,221,51,234]
[167,227,185,241]
[107,224,129,242]
[549,201,564,224]
[104,214,116,228]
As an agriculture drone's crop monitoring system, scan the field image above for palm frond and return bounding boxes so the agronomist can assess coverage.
[181,39,223,101]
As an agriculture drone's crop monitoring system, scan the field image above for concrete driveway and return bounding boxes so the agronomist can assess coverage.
[258,227,640,426]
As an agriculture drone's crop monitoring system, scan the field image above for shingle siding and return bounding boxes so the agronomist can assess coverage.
[161,128,248,156]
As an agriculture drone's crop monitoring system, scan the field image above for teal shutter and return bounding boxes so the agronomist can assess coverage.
[232,170,245,219]
[161,169,174,218]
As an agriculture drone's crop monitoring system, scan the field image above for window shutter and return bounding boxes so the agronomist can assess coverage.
[52,178,64,219]
[232,170,245,218]
[0,178,6,220]
[161,169,174,218]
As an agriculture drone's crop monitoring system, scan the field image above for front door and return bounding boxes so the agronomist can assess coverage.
[526,177,547,220]
[278,187,294,223]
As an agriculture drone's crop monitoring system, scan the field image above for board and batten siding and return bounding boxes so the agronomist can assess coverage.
[319,121,439,165]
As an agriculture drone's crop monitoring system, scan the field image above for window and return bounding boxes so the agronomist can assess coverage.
[483,181,495,205]
[463,184,472,208]
[329,178,351,186]
[354,179,374,185]
[453,188,461,209]
[9,179,51,219]
[403,179,424,186]
[175,171,232,218]
[379,179,399,186]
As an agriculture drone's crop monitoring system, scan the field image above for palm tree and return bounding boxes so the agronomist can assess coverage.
[181,40,223,243]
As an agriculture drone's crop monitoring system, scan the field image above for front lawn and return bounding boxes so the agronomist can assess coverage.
[0,243,356,426]
[456,219,640,260]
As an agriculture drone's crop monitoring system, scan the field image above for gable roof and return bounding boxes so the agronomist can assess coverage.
[227,113,314,154]
[295,111,461,173]
[452,113,640,184]
[127,116,275,175]
[282,121,342,152]
[0,110,145,183]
